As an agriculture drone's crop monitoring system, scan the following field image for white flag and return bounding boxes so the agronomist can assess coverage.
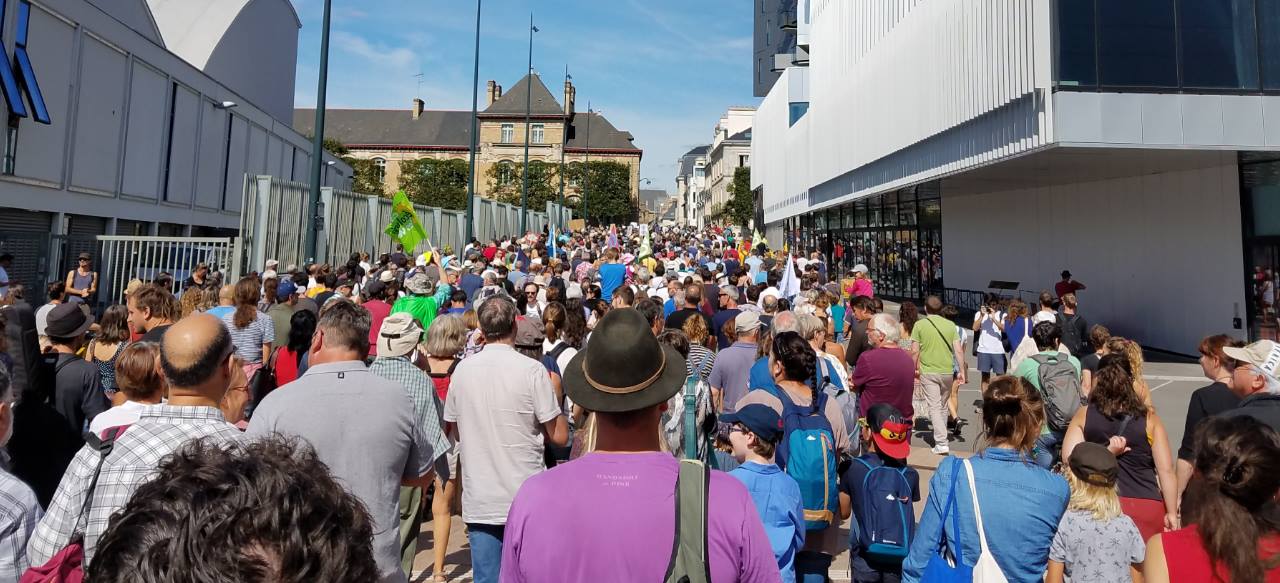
[779,253,801,300]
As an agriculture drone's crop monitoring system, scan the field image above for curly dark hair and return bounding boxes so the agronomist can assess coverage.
[88,436,379,583]
[1089,365,1147,418]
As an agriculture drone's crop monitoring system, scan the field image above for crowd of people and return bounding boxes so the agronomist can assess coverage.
[0,223,1275,582]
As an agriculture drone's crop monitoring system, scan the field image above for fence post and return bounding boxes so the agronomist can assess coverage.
[365,196,380,258]
[318,187,334,264]
[252,176,273,274]
[229,237,244,282]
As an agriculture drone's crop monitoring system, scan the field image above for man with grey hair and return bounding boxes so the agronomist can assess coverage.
[0,367,40,579]
[443,296,566,583]
[852,312,917,422]
[1221,339,1280,432]
[248,302,438,583]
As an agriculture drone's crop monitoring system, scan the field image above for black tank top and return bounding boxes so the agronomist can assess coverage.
[1083,405,1161,501]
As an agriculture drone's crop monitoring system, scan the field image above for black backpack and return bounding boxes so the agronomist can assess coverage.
[1056,313,1086,355]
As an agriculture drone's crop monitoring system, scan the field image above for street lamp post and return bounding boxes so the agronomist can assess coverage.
[518,13,538,236]
[304,0,333,263]
[558,65,569,231]
[464,0,482,245]
[582,103,592,227]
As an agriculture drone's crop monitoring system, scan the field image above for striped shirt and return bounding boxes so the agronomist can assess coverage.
[0,467,41,580]
[221,310,275,364]
[27,406,242,566]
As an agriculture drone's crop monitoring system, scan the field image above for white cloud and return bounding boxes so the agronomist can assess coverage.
[332,30,416,70]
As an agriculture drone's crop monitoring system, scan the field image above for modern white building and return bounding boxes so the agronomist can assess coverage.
[0,0,348,289]
[675,145,708,227]
[753,0,1280,354]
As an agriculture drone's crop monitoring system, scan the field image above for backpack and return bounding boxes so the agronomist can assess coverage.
[852,456,915,563]
[775,388,840,532]
[1030,353,1083,432]
[815,358,860,460]
[663,459,711,583]
[1056,313,1085,355]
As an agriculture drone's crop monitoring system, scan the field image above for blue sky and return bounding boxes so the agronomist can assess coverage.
[291,0,759,194]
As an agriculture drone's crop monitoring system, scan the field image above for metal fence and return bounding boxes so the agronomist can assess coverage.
[241,175,572,272]
[96,236,242,308]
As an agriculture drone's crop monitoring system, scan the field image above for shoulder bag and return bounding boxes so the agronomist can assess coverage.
[663,459,711,583]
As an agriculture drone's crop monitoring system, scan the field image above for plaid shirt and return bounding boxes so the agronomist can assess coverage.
[369,356,451,475]
[27,405,242,566]
[0,468,41,580]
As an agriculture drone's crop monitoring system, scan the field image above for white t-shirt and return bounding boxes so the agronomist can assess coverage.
[973,311,1006,354]
[35,303,55,336]
[88,401,149,435]
[1032,310,1057,325]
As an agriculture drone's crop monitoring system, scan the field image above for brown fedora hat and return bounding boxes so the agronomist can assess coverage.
[562,308,686,413]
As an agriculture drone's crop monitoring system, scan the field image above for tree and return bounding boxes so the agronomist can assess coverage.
[487,160,560,210]
[725,166,754,228]
[308,136,385,195]
[399,158,470,210]
[567,161,637,225]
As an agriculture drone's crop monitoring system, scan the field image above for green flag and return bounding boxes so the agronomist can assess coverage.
[384,191,428,252]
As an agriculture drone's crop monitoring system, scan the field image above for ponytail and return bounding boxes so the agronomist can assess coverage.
[980,376,1043,455]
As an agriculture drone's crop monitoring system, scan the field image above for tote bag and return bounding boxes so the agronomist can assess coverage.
[920,459,1010,583]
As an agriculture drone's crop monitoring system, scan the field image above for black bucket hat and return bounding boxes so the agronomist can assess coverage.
[563,308,687,413]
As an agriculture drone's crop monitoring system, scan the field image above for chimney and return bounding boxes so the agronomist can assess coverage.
[411,98,425,120]
[486,80,503,107]
[563,79,575,117]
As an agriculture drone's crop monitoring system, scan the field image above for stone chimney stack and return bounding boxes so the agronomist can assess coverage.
[411,98,425,120]
[563,79,575,117]
[486,80,503,107]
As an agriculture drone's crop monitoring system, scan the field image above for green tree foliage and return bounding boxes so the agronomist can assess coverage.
[487,160,561,210]
[399,158,470,210]
[567,161,637,225]
[309,136,385,195]
[725,166,754,228]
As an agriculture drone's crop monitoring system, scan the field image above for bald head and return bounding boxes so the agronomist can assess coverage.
[160,314,233,393]
[771,311,798,335]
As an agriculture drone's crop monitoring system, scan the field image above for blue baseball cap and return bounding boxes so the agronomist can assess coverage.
[721,404,783,443]
[276,279,298,297]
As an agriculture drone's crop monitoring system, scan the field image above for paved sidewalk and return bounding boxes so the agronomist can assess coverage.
[408,445,961,582]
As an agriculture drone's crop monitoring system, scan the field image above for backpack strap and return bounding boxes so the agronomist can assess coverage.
[663,459,711,583]
[683,378,699,460]
[73,425,128,537]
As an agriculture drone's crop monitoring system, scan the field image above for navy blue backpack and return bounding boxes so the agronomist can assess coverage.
[852,456,915,563]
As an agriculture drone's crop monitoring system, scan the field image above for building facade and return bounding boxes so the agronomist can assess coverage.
[295,74,643,207]
[754,0,1280,355]
[0,0,347,291]
[753,0,807,97]
[675,145,709,226]
[707,107,754,220]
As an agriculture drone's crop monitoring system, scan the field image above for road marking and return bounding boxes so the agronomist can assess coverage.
[1148,380,1174,392]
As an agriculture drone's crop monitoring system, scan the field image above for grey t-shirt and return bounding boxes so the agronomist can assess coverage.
[443,344,560,525]
[247,360,434,583]
[708,342,759,413]
[1049,509,1145,583]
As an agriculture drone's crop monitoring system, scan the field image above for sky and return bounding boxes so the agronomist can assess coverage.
[290,0,760,195]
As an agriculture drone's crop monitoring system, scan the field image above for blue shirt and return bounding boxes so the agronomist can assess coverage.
[729,461,805,583]
[598,263,626,302]
[459,273,483,307]
[1004,317,1032,352]
[663,297,677,318]
[749,357,776,394]
[903,449,1069,583]
[205,305,233,320]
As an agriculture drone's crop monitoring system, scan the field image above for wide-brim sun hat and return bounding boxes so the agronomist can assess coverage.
[563,308,687,413]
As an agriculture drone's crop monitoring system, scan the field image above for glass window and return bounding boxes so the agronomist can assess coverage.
[1178,0,1260,89]
[1097,0,1178,87]
[501,124,514,143]
[788,102,810,126]
[371,157,386,183]
[855,199,867,228]
[1056,0,1097,87]
[1243,160,1280,236]
[497,161,515,185]
[531,123,545,144]
[1258,0,1280,89]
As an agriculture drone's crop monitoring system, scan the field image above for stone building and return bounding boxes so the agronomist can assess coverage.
[706,107,754,217]
[294,73,643,204]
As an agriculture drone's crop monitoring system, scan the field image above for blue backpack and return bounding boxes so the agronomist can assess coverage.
[852,456,915,563]
[774,388,839,532]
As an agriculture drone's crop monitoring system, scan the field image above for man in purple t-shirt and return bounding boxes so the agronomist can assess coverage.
[501,309,781,583]
[851,313,917,420]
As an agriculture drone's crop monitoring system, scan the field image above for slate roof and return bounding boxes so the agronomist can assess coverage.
[292,109,472,148]
[727,129,752,142]
[565,112,638,151]
[678,145,709,176]
[482,73,564,116]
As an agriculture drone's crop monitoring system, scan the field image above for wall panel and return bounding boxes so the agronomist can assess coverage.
[69,35,128,193]
[121,61,167,199]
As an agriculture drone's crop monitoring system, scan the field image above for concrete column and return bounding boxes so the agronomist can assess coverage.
[251,176,273,273]
[366,196,380,257]
[147,222,159,236]
[45,212,66,285]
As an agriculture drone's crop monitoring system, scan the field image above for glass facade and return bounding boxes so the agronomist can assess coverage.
[784,182,944,300]
[1242,152,1280,341]
[1057,0,1279,91]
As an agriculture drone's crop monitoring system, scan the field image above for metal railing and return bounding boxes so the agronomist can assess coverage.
[97,236,242,306]
[241,175,573,272]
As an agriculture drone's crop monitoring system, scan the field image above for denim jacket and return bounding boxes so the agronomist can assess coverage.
[902,448,1068,583]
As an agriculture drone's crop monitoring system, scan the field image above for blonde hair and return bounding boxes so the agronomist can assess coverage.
[1066,469,1123,522]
